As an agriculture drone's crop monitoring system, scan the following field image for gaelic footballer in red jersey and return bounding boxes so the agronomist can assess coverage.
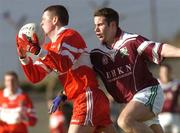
[158,64,180,133]
[0,71,37,133]
[16,5,116,133]
[90,7,180,133]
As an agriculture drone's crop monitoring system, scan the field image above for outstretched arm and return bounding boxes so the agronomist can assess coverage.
[161,43,180,57]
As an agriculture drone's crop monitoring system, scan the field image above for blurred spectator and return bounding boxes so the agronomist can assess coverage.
[0,71,37,133]
[158,64,180,133]
[48,99,67,133]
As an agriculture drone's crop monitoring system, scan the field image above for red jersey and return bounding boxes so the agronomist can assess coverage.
[49,110,65,133]
[20,27,99,100]
[159,80,180,113]
[0,88,37,133]
[90,29,164,103]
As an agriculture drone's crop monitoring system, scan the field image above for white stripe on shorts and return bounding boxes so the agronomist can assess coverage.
[84,88,94,126]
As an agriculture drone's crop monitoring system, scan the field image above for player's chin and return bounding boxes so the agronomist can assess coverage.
[42,28,48,34]
[98,38,104,43]
[43,30,48,35]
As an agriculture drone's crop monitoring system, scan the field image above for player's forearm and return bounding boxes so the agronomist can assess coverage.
[19,57,48,83]
[161,43,180,57]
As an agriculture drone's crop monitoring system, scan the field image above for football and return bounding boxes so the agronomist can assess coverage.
[18,23,45,45]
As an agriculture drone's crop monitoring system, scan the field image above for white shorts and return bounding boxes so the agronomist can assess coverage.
[159,112,180,133]
[132,85,164,126]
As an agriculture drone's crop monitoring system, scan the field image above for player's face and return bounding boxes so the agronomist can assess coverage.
[41,11,55,35]
[94,16,116,45]
[4,75,18,91]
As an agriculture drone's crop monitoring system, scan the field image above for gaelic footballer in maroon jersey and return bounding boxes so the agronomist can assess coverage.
[89,7,180,133]
[91,30,163,103]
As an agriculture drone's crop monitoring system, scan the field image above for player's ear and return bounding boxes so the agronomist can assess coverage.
[52,16,58,25]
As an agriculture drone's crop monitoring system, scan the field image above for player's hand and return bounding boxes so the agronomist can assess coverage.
[49,94,67,114]
[16,35,27,59]
[16,33,41,55]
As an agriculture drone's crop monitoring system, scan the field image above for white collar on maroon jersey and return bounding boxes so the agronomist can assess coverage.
[3,88,22,99]
[113,31,138,50]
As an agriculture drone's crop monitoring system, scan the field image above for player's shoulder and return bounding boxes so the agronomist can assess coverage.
[62,28,86,49]
[120,31,148,42]
[114,31,150,50]
[63,28,82,38]
[118,31,142,43]
[120,31,139,40]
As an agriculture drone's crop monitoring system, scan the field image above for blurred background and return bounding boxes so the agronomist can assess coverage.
[0,0,180,133]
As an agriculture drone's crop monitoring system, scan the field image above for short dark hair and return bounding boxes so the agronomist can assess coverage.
[44,5,69,26]
[4,71,18,80]
[94,7,119,26]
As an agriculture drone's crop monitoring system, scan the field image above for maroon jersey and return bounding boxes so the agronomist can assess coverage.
[159,80,180,113]
[90,30,164,103]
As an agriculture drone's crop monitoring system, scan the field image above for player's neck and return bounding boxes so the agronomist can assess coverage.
[49,26,62,42]
[6,87,17,95]
[105,27,121,49]
[105,39,116,48]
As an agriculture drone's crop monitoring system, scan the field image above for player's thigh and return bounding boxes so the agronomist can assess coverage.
[132,85,164,117]
[119,100,155,122]
[150,124,164,133]
[68,124,95,133]
[119,85,164,122]
[95,124,117,133]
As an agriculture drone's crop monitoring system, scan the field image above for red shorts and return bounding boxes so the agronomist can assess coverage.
[70,88,112,127]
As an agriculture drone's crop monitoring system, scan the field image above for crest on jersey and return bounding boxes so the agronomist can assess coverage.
[102,55,109,65]
[119,47,129,57]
